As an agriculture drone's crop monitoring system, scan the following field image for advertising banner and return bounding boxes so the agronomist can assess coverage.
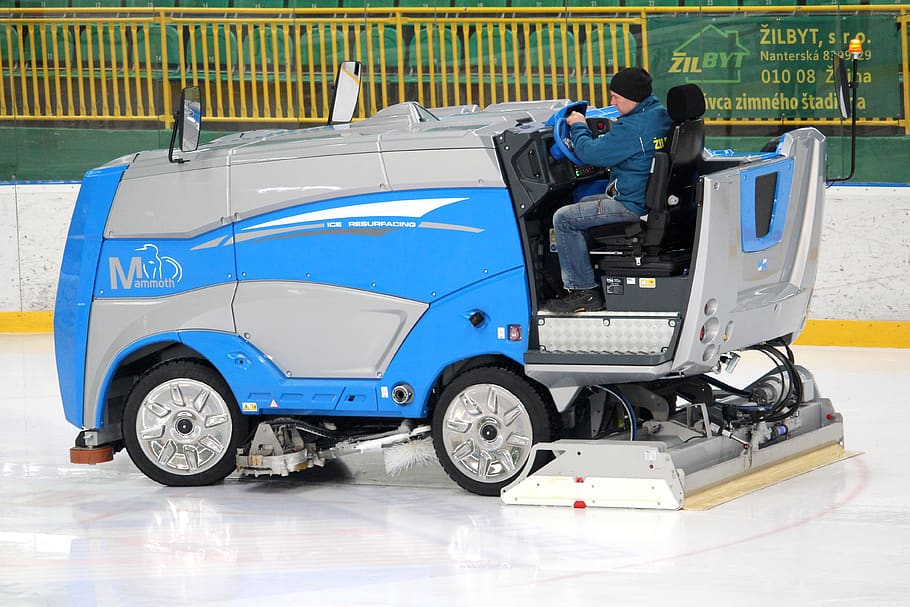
[648,14,900,120]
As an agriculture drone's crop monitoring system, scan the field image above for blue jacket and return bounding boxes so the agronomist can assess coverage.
[569,95,672,216]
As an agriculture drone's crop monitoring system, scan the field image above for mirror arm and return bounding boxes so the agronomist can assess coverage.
[167,112,186,164]
[845,56,859,181]
[167,111,186,164]
[827,55,859,184]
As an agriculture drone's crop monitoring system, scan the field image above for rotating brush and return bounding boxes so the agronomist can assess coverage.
[383,437,438,476]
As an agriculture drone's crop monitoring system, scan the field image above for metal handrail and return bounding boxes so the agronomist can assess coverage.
[1,5,907,132]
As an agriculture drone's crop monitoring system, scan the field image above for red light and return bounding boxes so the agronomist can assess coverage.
[508,324,522,341]
[575,477,585,483]
[699,325,706,341]
[573,500,587,509]
[826,413,834,420]
[597,121,605,130]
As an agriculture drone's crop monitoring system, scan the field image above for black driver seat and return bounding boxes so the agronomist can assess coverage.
[587,83,706,275]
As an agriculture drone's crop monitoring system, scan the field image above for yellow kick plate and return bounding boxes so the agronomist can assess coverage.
[683,444,861,511]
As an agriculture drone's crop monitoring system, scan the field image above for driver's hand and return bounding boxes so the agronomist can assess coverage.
[566,111,586,126]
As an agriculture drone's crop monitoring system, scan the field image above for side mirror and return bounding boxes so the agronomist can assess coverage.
[328,61,362,125]
[168,86,202,164]
[833,55,850,120]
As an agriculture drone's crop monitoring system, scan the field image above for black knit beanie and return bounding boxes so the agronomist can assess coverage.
[609,67,652,102]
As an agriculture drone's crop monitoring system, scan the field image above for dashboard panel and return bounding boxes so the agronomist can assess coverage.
[494,120,609,218]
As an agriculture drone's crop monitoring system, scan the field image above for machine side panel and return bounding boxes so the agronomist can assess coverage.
[672,129,825,374]
[84,284,237,428]
[94,225,235,299]
[105,165,230,239]
[84,185,531,422]
[229,152,389,221]
[177,331,384,416]
[382,149,506,191]
[229,148,504,235]
[781,132,826,296]
[233,282,428,379]
[103,269,529,419]
[201,268,530,418]
[231,187,525,303]
[379,266,531,416]
[54,163,129,428]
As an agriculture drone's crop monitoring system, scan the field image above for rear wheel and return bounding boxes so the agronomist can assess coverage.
[122,360,247,486]
[432,367,554,496]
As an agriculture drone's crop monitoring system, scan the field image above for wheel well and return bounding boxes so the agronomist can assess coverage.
[427,355,558,427]
[101,341,217,432]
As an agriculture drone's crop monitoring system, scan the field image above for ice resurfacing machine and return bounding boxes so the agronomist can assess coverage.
[55,61,851,508]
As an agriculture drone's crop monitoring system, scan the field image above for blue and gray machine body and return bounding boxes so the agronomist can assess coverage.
[54,94,843,507]
[57,105,553,430]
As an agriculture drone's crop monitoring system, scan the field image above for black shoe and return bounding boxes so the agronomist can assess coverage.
[547,288,604,314]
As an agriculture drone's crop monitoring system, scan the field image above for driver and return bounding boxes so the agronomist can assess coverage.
[548,67,672,314]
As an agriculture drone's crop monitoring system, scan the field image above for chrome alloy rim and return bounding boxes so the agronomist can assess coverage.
[440,383,534,484]
[135,378,233,475]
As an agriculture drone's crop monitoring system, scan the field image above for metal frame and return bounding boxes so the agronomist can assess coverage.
[2,5,906,132]
[502,398,845,509]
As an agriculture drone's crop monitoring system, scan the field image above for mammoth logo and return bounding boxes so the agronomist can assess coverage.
[109,243,184,290]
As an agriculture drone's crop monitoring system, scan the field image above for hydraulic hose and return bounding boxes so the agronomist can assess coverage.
[593,385,639,440]
[745,343,803,422]
[702,343,804,423]
[702,375,752,398]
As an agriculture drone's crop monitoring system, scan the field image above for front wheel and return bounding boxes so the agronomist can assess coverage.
[122,360,247,486]
[432,367,555,496]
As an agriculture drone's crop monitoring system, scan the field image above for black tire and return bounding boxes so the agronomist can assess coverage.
[432,366,555,496]
[122,359,247,486]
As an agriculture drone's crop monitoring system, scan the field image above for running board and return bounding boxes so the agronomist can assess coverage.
[501,402,845,510]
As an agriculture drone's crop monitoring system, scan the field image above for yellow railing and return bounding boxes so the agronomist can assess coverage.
[0,7,640,124]
[901,10,910,135]
[0,5,908,133]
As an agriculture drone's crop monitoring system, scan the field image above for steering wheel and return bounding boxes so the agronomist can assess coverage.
[548,100,588,166]
[551,116,585,166]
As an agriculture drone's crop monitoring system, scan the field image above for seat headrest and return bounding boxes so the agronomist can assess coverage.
[666,84,706,122]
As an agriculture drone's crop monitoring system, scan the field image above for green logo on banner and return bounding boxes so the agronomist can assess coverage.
[668,25,750,84]
[650,14,899,120]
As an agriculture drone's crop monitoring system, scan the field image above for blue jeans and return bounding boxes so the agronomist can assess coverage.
[552,195,641,290]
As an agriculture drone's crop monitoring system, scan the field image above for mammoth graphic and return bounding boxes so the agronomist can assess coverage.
[136,243,183,283]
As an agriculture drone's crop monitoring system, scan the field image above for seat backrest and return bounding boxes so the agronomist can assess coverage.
[240,25,292,69]
[588,84,705,257]
[644,150,670,213]
[299,26,347,69]
[359,26,401,70]
[188,24,239,71]
[526,26,576,71]
[0,24,21,64]
[467,25,515,68]
[665,83,705,167]
[407,26,461,70]
[641,84,705,250]
[77,23,128,68]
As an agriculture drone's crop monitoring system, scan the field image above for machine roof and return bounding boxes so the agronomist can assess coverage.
[122,100,572,179]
